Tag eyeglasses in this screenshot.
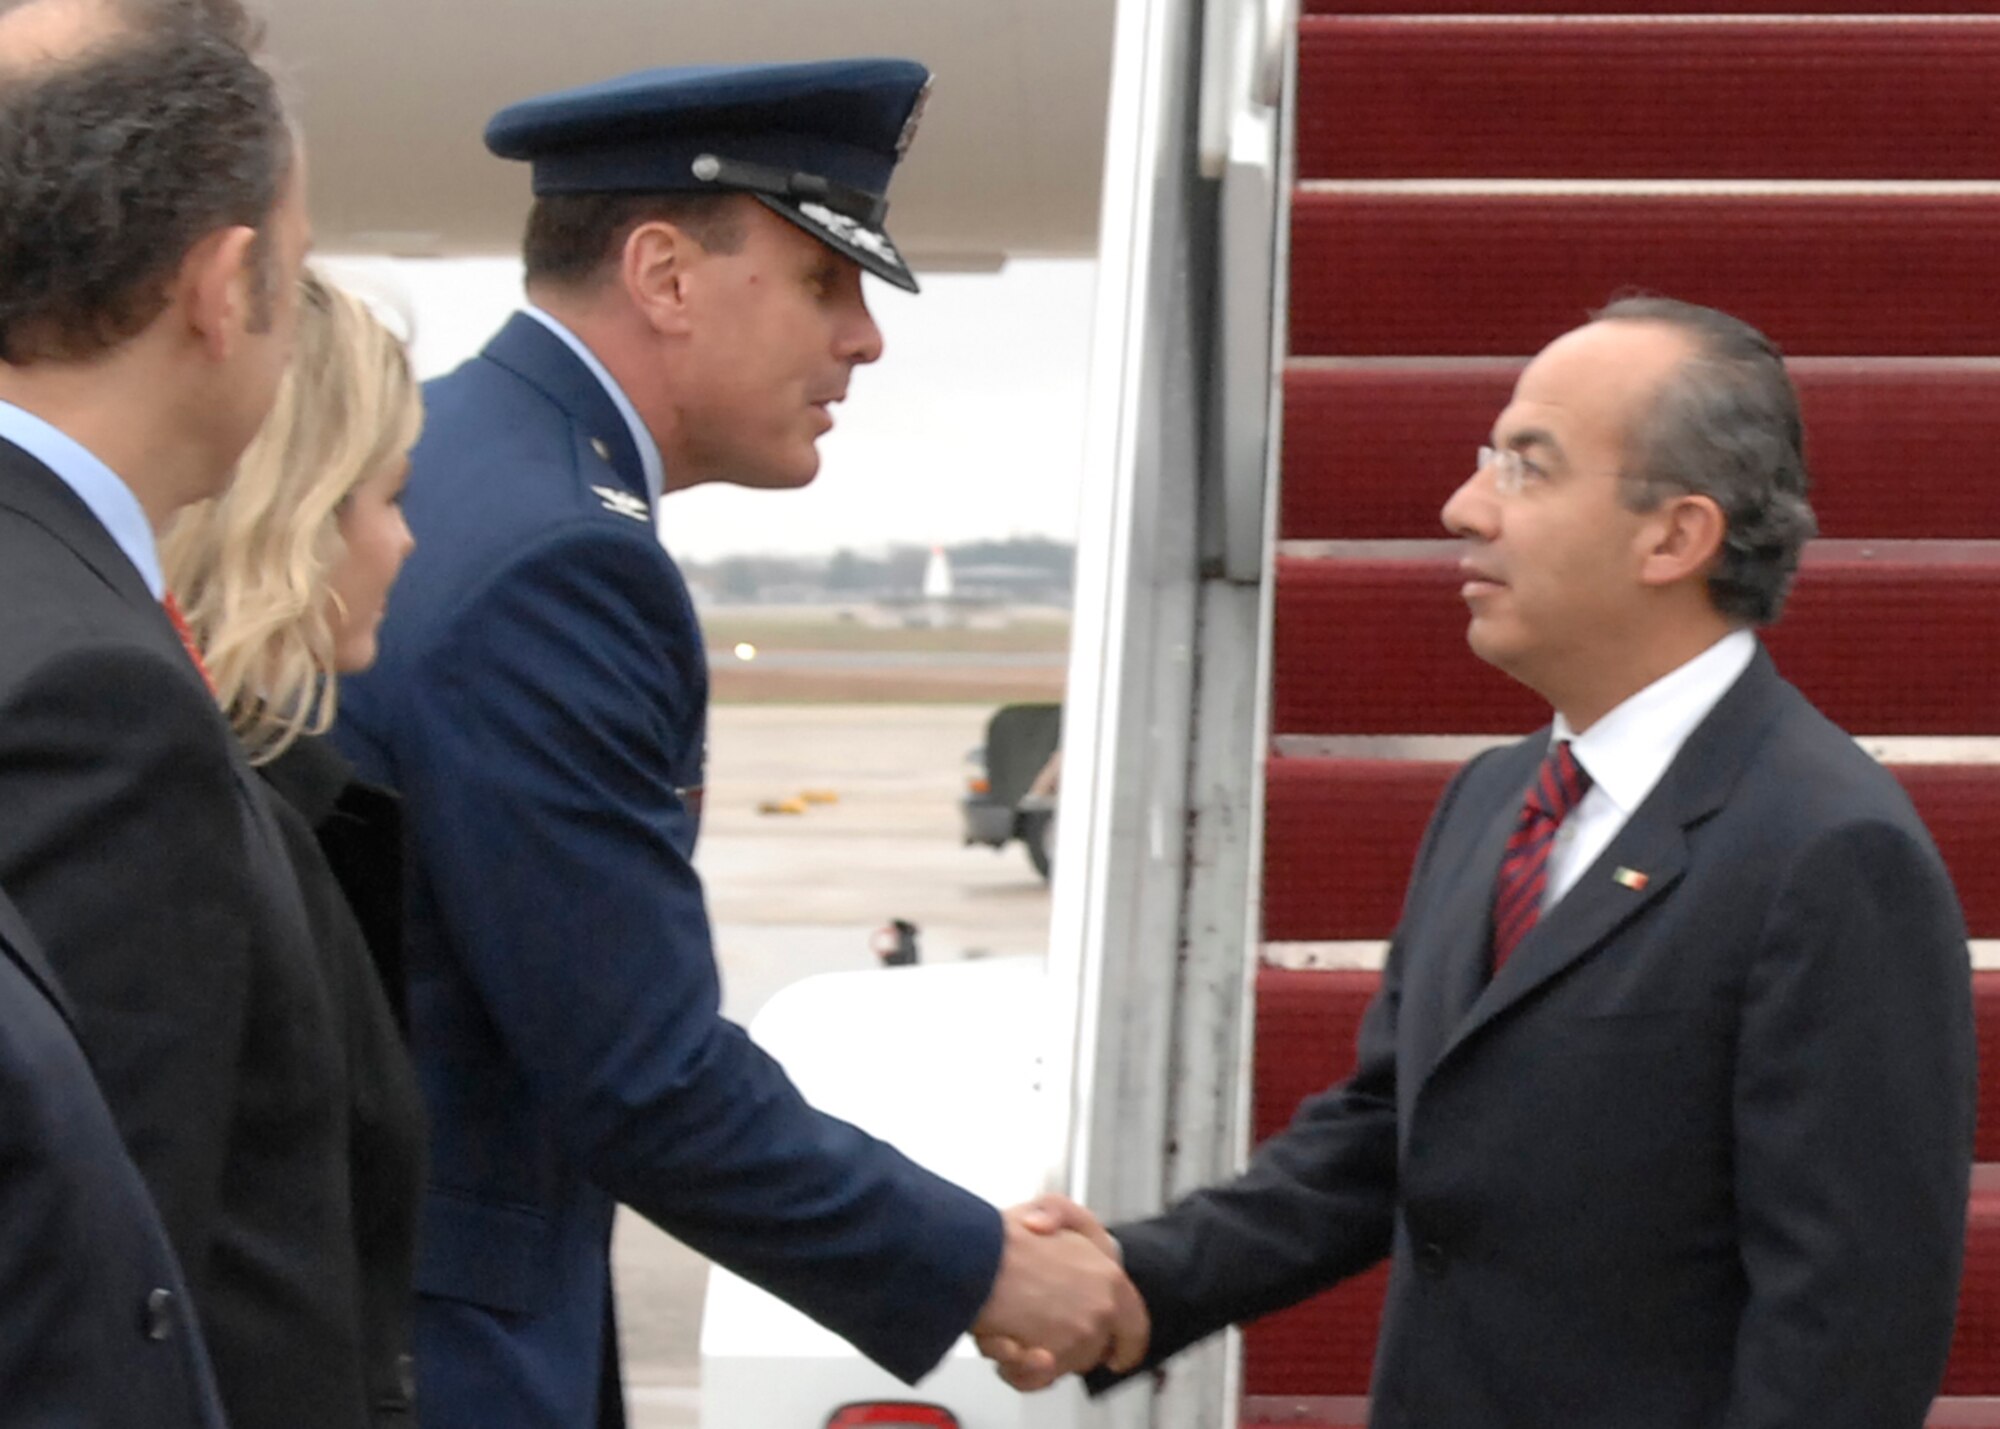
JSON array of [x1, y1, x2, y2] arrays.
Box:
[[1475, 445, 1538, 496]]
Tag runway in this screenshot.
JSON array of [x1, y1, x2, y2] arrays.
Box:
[[609, 703, 1056, 1426]]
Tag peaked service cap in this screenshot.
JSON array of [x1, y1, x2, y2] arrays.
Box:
[[486, 58, 932, 292]]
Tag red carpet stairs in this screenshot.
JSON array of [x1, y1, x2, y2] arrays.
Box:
[[1246, 0, 2000, 1422]]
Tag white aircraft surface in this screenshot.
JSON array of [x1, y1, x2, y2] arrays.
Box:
[[262, 0, 1112, 266]]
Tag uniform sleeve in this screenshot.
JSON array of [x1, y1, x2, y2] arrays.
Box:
[[1101, 755, 1484, 1379], [0, 641, 253, 1301], [1721, 816, 1974, 1429], [398, 525, 1002, 1384]]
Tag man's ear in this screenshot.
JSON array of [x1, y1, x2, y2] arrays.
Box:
[[179, 223, 261, 361], [623, 220, 699, 336], [1638, 491, 1727, 589]]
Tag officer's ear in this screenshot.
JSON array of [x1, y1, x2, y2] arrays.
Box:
[[622, 219, 700, 336]]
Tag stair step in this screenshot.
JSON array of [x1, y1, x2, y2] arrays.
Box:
[[1262, 762, 1451, 941], [1303, 0, 2000, 13], [1290, 191, 2000, 358], [1243, 1262, 1390, 1402], [1241, 1397, 1369, 1429], [1263, 759, 2000, 942], [1237, 1168, 2000, 1398], [1240, 1398, 2000, 1428], [1254, 968, 1377, 1144], [1281, 359, 2000, 542], [1299, 19, 2000, 181], [1271, 549, 2000, 736], [1253, 968, 2000, 1159]]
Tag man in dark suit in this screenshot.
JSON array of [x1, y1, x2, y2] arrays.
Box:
[[0, 882, 227, 1429], [0, 6, 388, 1428], [334, 60, 1136, 1429], [992, 298, 1976, 1426]]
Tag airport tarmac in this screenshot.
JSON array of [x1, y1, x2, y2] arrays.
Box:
[[610, 702, 1056, 1427]]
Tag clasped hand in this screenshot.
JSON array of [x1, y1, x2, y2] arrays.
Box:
[[972, 1194, 1150, 1393]]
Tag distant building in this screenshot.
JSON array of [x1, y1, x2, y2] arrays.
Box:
[[681, 541, 1073, 609], [949, 564, 1070, 604], [922, 546, 955, 601]]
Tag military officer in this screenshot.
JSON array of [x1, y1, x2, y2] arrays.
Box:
[[335, 59, 1138, 1429]]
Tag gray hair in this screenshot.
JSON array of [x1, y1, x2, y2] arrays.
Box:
[[0, 0, 290, 363], [1593, 296, 1819, 625]]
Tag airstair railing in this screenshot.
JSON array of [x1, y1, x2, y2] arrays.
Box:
[[1042, 0, 1297, 1421], [1208, 0, 1297, 582]]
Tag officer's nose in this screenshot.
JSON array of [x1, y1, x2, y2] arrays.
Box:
[[842, 295, 885, 367]]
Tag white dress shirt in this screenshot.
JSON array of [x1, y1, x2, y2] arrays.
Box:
[[521, 306, 666, 510], [0, 399, 163, 598], [1544, 628, 1758, 909]]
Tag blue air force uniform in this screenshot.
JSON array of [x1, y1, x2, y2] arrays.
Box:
[[335, 61, 1001, 1429]]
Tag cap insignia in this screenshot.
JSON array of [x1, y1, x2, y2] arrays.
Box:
[[799, 201, 900, 267]]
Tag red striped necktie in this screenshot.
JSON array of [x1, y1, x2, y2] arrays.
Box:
[[1491, 741, 1592, 973], [162, 592, 217, 695]]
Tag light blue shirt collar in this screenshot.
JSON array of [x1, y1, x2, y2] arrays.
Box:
[[0, 400, 163, 599], [521, 306, 665, 509]]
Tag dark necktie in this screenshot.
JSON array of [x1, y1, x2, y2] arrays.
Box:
[[162, 592, 217, 695], [1491, 741, 1592, 972]]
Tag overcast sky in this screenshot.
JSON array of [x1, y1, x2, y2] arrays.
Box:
[[321, 255, 1097, 562]]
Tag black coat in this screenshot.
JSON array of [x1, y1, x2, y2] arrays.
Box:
[[0, 883, 227, 1428], [260, 736, 426, 1426], [0, 440, 374, 1429], [1108, 649, 1975, 1428]]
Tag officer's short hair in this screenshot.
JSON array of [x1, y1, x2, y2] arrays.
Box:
[[522, 192, 747, 291], [0, 0, 291, 363]]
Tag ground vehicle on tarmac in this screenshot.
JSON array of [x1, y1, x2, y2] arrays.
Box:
[[960, 703, 1062, 882]]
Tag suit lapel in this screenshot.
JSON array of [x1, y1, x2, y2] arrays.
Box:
[[1431, 647, 1786, 1070], [0, 889, 78, 1029], [1431, 781, 1528, 1038], [0, 440, 161, 614], [1445, 817, 1690, 1056]]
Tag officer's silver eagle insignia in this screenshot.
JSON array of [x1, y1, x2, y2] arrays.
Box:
[[591, 485, 650, 522]]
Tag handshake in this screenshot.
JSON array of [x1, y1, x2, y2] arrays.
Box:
[[971, 1195, 1150, 1392]]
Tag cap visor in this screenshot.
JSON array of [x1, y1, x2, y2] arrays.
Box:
[[753, 194, 920, 294]]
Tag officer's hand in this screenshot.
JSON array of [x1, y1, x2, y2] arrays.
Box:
[[971, 1197, 1149, 1393]]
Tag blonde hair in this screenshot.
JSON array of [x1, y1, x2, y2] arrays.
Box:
[[161, 266, 421, 763]]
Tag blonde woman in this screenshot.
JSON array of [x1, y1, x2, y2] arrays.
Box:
[[161, 268, 425, 1426]]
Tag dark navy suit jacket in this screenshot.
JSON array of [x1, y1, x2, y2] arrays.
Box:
[[0, 886, 227, 1428], [338, 314, 1003, 1428], [1107, 649, 1975, 1428]]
